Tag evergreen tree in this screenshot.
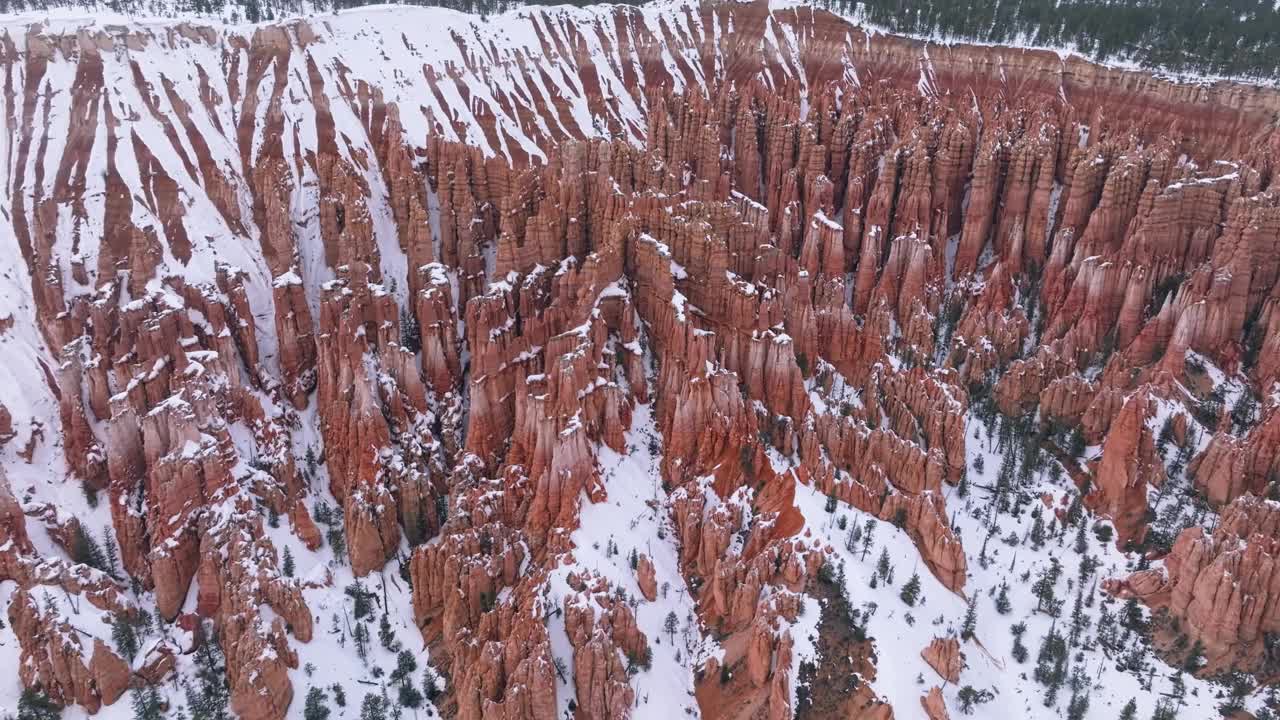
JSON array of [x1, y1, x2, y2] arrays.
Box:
[[421, 669, 440, 703], [956, 685, 992, 714], [359, 694, 387, 720], [131, 686, 165, 720], [1150, 699, 1177, 720], [876, 547, 891, 582], [112, 613, 141, 661], [102, 527, 122, 580], [72, 524, 108, 572], [1121, 598, 1147, 633], [186, 622, 230, 720], [1169, 671, 1186, 706], [845, 523, 862, 554], [899, 572, 922, 606], [1183, 639, 1205, 672], [353, 623, 370, 663], [18, 688, 62, 720], [391, 650, 418, 686], [1011, 635, 1029, 664], [1032, 558, 1062, 615], [328, 525, 347, 563], [396, 684, 423, 711], [1068, 586, 1086, 647], [282, 547, 295, 577], [346, 582, 373, 619], [1034, 625, 1068, 705], [1066, 688, 1090, 720], [1030, 512, 1046, 549], [379, 614, 402, 652], [664, 611, 679, 644], [400, 308, 421, 354], [994, 582, 1012, 614], [961, 596, 977, 640], [860, 520, 875, 560], [1118, 698, 1138, 720], [304, 688, 331, 720]]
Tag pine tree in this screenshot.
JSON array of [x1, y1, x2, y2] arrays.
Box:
[[1034, 625, 1068, 704], [131, 685, 165, 720], [1030, 512, 1046, 549], [1121, 598, 1147, 633], [396, 684, 423, 711], [1033, 558, 1062, 615], [400, 308, 421, 354], [1012, 635, 1029, 664], [899, 572, 922, 606], [346, 582, 373, 619], [422, 669, 440, 702], [282, 547, 295, 577], [1150, 698, 1177, 720], [1068, 586, 1086, 647], [102, 527, 122, 580], [72, 523, 108, 572], [1169, 671, 1187, 706], [328, 525, 347, 563], [435, 494, 449, 527], [876, 547, 891, 581], [18, 688, 62, 720], [112, 613, 141, 661], [956, 686, 992, 714], [1118, 698, 1137, 720], [845, 523, 862, 554], [1065, 688, 1090, 720], [960, 596, 977, 640], [332, 685, 347, 708], [995, 582, 1012, 614], [304, 688, 331, 720], [1008, 620, 1029, 661], [379, 614, 402, 652], [353, 622, 370, 663], [186, 622, 230, 720], [360, 694, 387, 720], [1183, 639, 1205, 672], [391, 650, 418, 686], [664, 611, 679, 644]]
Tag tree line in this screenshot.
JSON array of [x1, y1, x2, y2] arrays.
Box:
[[827, 0, 1280, 80]]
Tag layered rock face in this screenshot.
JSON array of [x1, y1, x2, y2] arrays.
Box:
[[1, 1, 1280, 718]]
